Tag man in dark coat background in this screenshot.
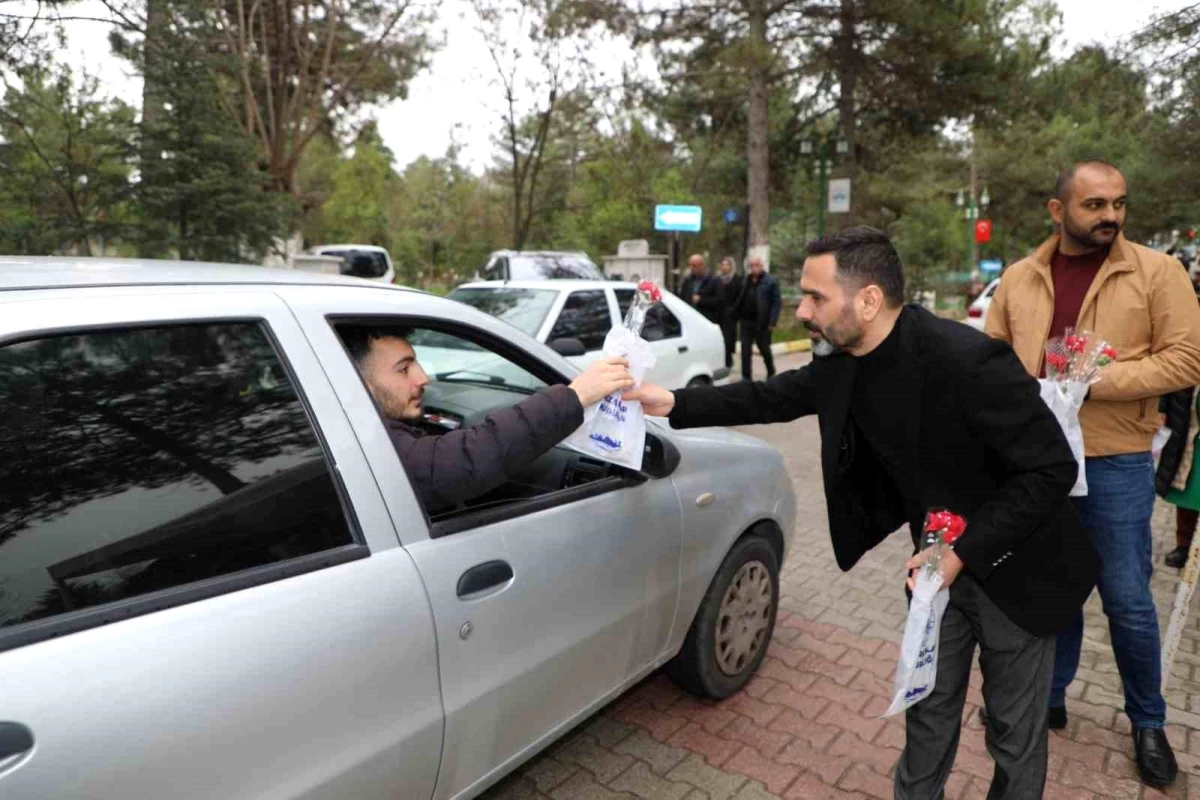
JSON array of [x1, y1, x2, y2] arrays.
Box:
[[735, 256, 781, 380], [625, 226, 1100, 799], [679, 254, 722, 324]]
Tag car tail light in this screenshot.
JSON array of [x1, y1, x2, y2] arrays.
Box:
[[968, 307, 983, 318]]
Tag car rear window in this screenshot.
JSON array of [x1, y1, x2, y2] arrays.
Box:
[[449, 287, 559, 337], [509, 254, 603, 280], [318, 249, 389, 279], [615, 289, 682, 340], [0, 322, 356, 637]]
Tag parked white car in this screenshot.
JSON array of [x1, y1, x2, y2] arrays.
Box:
[[0, 258, 795, 800], [966, 277, 1001, 331], [309, 243, 396, 283], [475, 250, 604, 281], [448, 280, 731, 388]]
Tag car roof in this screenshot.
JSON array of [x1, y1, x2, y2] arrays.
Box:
[[454, 279, 649, 292], [312, 244, 388, 253], [0, 256, 415, 292]]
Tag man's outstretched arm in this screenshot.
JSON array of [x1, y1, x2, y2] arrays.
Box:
[[625, 365, 819, 429]]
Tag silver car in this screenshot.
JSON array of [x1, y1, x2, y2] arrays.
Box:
[[0, 258, 796, 800]]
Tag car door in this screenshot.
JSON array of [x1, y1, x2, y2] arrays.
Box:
[[0, 288, 443, 800], [543, 288, 614, 372], [614, 288, 690, 388], [283, 286, 684, 800]]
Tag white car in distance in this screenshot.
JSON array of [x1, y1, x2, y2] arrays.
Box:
[[448, 280, 730, 390], [965, 277, 1001, 331]]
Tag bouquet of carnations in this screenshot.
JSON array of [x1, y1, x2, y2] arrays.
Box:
[[1039, 328, 1119, 496], [563, 280, 660, 471], [883, 509, 967, 717]]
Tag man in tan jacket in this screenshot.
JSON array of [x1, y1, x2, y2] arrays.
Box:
[[987, 160, 1200, 788]]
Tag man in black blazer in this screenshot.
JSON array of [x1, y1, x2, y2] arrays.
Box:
[[625, 226, 1099, 799]]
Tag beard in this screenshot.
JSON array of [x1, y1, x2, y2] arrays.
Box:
[[1063, 211, 1121, 250], [371, 384, 423, 422], [804, 305, 864, 358]]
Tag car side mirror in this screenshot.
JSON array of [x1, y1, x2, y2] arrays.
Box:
[[641, 431, 681, 479], [548, 337, 587, 357]]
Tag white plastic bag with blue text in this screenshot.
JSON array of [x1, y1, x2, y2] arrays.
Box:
[[882, 570, 950, 717], [563, 326, 657, 471]]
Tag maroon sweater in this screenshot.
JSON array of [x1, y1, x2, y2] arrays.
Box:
[[1048, 247, 1109, 341]]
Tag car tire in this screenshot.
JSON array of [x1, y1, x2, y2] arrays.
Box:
[[685, 376, 711, 388], [667, 535, 780, 699]]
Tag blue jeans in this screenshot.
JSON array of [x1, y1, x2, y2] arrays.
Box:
[[1051, 452, 1166, 728]]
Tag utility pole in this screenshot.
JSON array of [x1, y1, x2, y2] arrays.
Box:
[[817, 140, 829, 238]]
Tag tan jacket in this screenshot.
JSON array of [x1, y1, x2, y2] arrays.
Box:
[[986, 233, 1200, 457]]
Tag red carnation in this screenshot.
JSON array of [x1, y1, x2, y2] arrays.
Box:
[[1046, 353, 1070, 373], [637, 280, 662, 303], [943, 513, 967, 544], [1065, 335, 1087, 354]]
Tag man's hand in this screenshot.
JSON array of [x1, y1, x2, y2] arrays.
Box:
[[622, 382, 676, 417], [905, 547, 964, 591], [568, 357, 634, 407], [692, 294, 701, 304]]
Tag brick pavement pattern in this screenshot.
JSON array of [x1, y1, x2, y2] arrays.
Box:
[[483, 352, 1200, 799]]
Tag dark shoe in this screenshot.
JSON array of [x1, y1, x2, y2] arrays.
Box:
[[1048, 705, 1067, 729], [1165, 547, 1188, 568], [1133, 727, 1178, 787], [980, 706, 1067, 729]]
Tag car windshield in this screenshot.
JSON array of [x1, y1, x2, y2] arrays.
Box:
[[448, 287, 559, 337], [509, 254, 603, 280]]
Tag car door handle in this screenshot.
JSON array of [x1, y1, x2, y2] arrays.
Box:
[[0, 722, 33, 761], [457, 560, 514, 598], [678, 345, 688, 353]]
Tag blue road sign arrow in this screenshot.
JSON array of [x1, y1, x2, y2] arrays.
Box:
[[655, 204, 703, 233]]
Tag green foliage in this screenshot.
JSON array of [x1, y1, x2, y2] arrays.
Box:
[[0, 66, 136, 255]]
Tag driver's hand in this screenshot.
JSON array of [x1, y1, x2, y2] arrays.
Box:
[[622, 382, 675, 417], [569, 357, 634, 407]]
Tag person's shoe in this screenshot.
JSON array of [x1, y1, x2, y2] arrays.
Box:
[[1165, 546, 1189, 568], [1048, 705, 1067, 729], [980, 706, 1067, 729], [1132, 727, 1178, 787]]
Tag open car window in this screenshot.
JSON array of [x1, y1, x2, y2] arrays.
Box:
[[333, 321, 640, 534]]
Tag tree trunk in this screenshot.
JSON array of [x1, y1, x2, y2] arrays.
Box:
[[746, 0, 770, 269], [138, 0, 167, 257], [835, 0, 858, 223]]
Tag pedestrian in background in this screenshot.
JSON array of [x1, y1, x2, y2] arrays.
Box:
[[679, 254, 720, 324], [735, 256, 780, 380], [986, 159, 1200, 788], [1158, 385, 1200, 569], [717, 256, 741, 370]]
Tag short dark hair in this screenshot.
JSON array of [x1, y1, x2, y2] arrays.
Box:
[[339, 325, 414, 368], [805, 226, 905, 308], [1055, 159, 1124, 203]]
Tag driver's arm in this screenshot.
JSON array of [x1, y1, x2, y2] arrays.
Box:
[[390, 384, 584, 515]]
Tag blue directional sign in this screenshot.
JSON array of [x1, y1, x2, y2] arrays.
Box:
[[655, 204, 703, 233], [979, 258, 1003, 273], [723, 207, 741, 224]]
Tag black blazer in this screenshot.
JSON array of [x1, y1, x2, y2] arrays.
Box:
[[668, 305, 1099, 636], [680, 273, 722, 324]]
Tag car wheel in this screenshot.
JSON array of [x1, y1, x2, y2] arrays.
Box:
[[685, 376, 711, 388], [668, 535, 779, 699]]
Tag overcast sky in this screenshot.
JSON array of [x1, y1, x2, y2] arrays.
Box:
[[51, 0, 1195, 172]]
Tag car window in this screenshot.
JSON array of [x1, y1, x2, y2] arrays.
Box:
[[478, 257, 506, 282], [333, 321, 629, 531], [509, 254, 603, 280], [0, 322, 355, 635], [447, 287, 559, 338], [615, 289, 683, 341], [318, 249, 389, 279], [548, 290, 612, 351]]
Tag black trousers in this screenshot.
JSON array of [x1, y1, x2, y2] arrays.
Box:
[[894, 575, 1055, 799], [720, 320, 737, 368], [739, 323, 775, 380]]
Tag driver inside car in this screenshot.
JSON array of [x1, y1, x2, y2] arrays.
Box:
[[340, 326, 633, 517]]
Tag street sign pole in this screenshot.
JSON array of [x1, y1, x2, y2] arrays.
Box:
[[743, 204, 750, 268]]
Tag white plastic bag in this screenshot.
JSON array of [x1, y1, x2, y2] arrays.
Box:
[[563, 326, 657, 471], [882, 571, 950, 717], [1038, 378, 1088, 497], [1152, 426, 1172, 467]]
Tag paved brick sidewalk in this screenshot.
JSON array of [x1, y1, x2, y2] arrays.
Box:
[[484, 352, 1200, 800]]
